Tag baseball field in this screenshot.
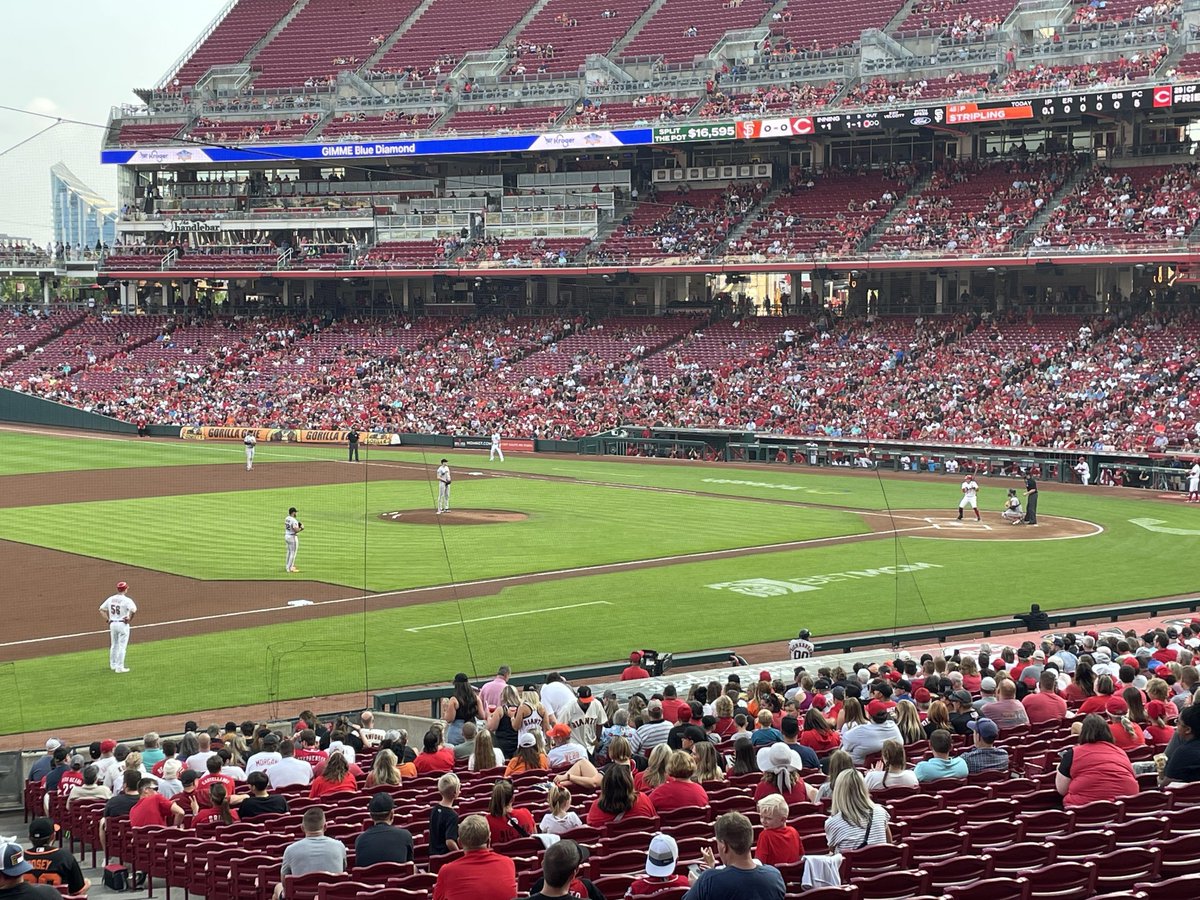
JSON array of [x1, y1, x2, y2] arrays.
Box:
[[1, 425, 1197, 736]]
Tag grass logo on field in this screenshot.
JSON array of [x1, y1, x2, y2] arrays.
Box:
[[701, 477, 847, 495], [705, 579, 820, 598]]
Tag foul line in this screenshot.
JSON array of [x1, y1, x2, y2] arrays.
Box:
[[0, 524, 935, 651], [403, 601, 612, 632]]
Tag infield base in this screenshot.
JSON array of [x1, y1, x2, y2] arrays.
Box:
[[378, 508, 528, 525]]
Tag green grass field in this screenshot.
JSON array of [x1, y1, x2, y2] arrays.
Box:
[[0, 428, 1197, 734]]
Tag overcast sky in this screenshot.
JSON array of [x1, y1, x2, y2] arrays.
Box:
[[0, 1, 224, 244]]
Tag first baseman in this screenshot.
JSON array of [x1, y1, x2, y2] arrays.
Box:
[[244, 432, 257, 471], [284, 507, 303, 572], [436, 459, 452, 513], [99, 581, 137, 673], [957, 475, 981, 521]]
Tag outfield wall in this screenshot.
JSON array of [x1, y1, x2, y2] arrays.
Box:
[[0, 387, 138, 434]]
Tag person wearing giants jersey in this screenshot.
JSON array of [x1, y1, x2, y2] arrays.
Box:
[[195, 755, 236, 808], [957, 476, 981, 522]]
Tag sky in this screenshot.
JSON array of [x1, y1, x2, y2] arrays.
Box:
[[0, 1, 225, 244]]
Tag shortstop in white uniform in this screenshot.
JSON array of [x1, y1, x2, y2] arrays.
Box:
[[244, 433, 257, 470], [1074, 459, 1090, 486], [99, 583, 137, 673], [436, 460, 452, 513], [958, 477, 981, 520], [284, 508, 303, 572], [1188, 462, 1200, 502], [489, 432, 504, 462]]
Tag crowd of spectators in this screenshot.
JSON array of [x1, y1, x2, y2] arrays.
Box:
[[19, 622, 1200, 898], [1000, 45, 1169, 93], [699, 82, 838, 118]]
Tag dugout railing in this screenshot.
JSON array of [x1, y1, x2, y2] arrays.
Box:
[[371, 648, 739, 717]]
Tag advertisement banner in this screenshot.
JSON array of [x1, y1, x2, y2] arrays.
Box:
[[453, 437, 536, 452], [178, 426, 400, 445]]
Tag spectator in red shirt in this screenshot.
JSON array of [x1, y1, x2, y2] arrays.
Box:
[[626, 833, 689, 896], [484, 779, 535, 845], [414, 730, 457, 775], [1022, 670, 1068, 724], [799, 708, 841, 757], [192, 782, 238, 827], [309, 751, 357, 799], [753, 743, 817, 804], [621, 651, 651, 681], [1056, 714, 1138, 807], [711, 696, 738, 739], [649, 751, 709, 812], [586, 765, 656, 829], [1104, 697, 1146, 749], [129, 778, 185, 828], [660, 685, 689, 723], [432, 814, 516, 900], [1078, 675, 1115, 716], [196, 754, 237, 808], [1145, 700, 1175, 745], [754, 794, 802, 866], [1152, 633, 1179, 665]]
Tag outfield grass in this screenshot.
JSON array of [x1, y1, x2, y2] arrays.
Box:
[[2, 429, 1199, 734]]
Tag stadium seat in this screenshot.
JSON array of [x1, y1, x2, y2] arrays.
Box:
[[1135, 872, 1200, 899], [1023, 861, 1098, 900], [942, 878, 1031, 900]]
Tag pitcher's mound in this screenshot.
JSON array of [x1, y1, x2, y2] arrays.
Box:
[[378, 509, 528, 526]]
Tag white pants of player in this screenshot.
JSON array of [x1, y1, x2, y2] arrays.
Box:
[[285, 534, 298, 571], [959, 496, 978, 510], [109, 622, 130, 671], [1190, 478, 1199, 499], [246, 446, 255, 470], [1002, 509, 1023, 522], [438, 482, 451, 512], [490, 443, 504, 462], [1079, 473, 1090, 486]]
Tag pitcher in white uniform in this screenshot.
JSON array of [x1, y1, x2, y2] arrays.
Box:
[[436, 459, 452, 513], [489, 431, 504, 462], [957, 476, 981, 521], [284, 507, 303, 573], [99, 581, 137, 673]]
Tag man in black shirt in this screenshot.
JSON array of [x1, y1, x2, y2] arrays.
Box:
[[1022, 474, 1038, 525], [428, 773, 460, 856], [235, 772, 290, 818], [0, 843, 59, 899], [355, 793, 413, 867], [527, 840, 603, 900], [348, 428, 360, 462], [24, 818, 88, 895], [100, 770, 141, 858]]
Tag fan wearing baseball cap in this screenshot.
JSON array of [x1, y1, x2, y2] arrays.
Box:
[[0, 842, 57, 898], [840, 700, 902, 765], [26, 740, 60, 785], [25, 818, 89, 896], [961, 719, 1008, 774], [627, 834, 688, 896], [621, 651, 650, 681]]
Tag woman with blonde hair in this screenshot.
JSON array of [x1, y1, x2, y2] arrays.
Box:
[[640, 743, 672, 790], [825, 769, 892, 851], [469, 728, 504, 771], [864, 740, 917, 792], [959, 656, 981, 693], [692, 740, 725, 783], [893, 701, 925, 745], [838, 697, 866, 733], [815, 749, 854, 802], [366, 749, 402, 787], [487, 685, 523, 759], [649, 751, 709, 811], [712, 695, 738, 739], [539, 784, 582, 834], [923, 700, 951, 738]]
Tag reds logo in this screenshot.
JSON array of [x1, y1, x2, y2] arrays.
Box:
[[1153, 86, 1172, 108]]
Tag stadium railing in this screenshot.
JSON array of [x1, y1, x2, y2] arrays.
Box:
[[372, 648, 738, 715]]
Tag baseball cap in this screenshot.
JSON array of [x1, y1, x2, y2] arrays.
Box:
[[45, 738, 61, 752], [1053, 637, 1065, 646], [1033, 650, 1046, 660], [100, 740, 116, 753], [951, 689, 974, 706], [630, 651, 643, 661], [980, 677, 997, 693], [913, 687, 931, 703], [162, 759, 182, 780], [548, 723, 572, 740], [29, 818, 57, 842], [116, 581, 128, 591], [1106, 696, 1129, 716], [968, 718, 999, 741], [811, 694, 827, 710], [180, 770, 199, 786], [517, 732, 537, 749], [577, 686, 593, 699], [369, 792, 395, 814], [645, 834, 679, 877], [70, 754, 84, 769], [866, 699, 893, 718], [1146, 700, 1168, 720], [887, 670, 903, 683], [1, 844, 32, 877], [759, 670, 772, 683]]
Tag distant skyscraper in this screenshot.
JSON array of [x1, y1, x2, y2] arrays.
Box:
[[50, 163, 117, 249]]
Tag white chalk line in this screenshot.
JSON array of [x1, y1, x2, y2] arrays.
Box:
[[0, 524, 936, 651], [403, 601, 612, 632]]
